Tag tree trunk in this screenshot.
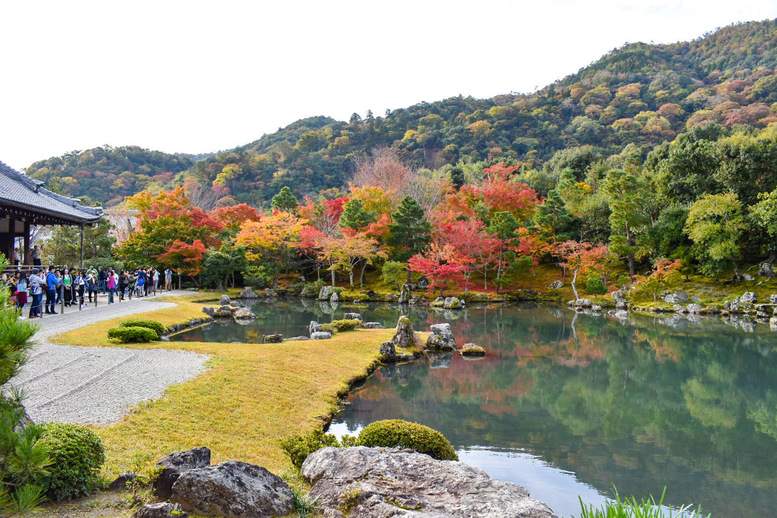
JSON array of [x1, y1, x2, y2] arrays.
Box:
[[360, 261, 368, 288], [349, 270, 354, 288], [331, 267, 336, 288], [406, 267, 412, 284], [571, 268, 580, 300]]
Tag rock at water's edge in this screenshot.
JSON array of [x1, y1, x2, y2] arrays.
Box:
[[301, 447, 556, 518]]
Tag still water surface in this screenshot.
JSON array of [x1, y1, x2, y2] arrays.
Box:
[[173, 300, 777, 517]]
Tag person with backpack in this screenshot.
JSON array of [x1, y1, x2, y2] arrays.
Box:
[[75, 270, 86, 308], [45, 266, 60, 314], [28, 268, 44, 318], [86, 271, 96, 303]]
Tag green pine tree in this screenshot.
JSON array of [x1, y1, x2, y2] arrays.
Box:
[[339, 199, 375, 231], [388, 196, 432, 283], [271, 186, 299, 214]]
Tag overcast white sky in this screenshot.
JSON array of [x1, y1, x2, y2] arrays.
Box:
[[0, 1, 774, 170]]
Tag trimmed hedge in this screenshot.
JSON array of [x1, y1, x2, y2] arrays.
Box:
[[39, 423, 105, 500], [358, 420, 458, 461], [330, 319, 362, 332], [280, 428, 340, 469], [107, 326, 158, 343], [118, 318, 165, 338]]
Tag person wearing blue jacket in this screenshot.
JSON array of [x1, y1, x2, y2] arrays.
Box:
[[45, 266, 60, 314]]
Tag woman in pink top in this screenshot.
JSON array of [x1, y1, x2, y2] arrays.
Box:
[[107, 268, 118, 303]]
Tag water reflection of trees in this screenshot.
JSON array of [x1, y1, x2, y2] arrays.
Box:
[[336, 309, 777, 518]]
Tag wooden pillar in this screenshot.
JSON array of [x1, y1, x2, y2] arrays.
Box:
[[80, 224, 85, 270], [23, 221, 31, 265], [8, 217, 15, 265]]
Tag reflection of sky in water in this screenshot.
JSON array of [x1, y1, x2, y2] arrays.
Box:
[[329, 422, 606, 517]]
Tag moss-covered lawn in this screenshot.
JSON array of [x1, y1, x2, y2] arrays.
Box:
[[52, 294, 392, 478]]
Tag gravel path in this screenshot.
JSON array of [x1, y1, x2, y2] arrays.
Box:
[[13, 291, 211, 425]]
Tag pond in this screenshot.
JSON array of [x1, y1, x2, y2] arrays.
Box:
[[172, 300, 777, 517]]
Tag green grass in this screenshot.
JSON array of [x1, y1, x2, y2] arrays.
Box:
[[574, 488, 709, 518], [51, 293, 393, 479]]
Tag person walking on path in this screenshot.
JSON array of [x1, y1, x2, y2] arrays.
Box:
[[86, 271, 96, 303], [98, 266, 108, 295], [45, 267, 60, 314], [28, 268, 44, 318], [152, 268, 160, 294], [107, 268, 118, 304], [14, 272, 28, 311], [62, 268, 73, 307], [75, 270, 86, 308], [165, 267, 173, 291]]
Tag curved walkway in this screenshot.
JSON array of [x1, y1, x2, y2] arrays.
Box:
[[13, 291, 210, 425]]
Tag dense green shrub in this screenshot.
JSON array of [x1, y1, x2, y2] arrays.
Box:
[[107, 326, 158, 343], [118, 319, 165, 338], [357, 420, 458, 461], [330, 319, 361, 332], [39, 423, 105, 501], [585, 277, 607, 295], [318, 323, 335, 334], [280, 428, 340, 469]]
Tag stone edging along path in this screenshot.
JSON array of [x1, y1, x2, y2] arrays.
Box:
[[13, 291, 210, 425]]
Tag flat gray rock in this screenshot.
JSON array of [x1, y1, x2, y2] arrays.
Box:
[[302, 447, 556, 518]]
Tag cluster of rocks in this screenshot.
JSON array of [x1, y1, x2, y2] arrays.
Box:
[[306, 313, 384, 341], [132, 445, 555, 518], [131, 446, 293, 518], [381, 317, 486, 362], [202, 295, 257, 322], [430, 296, 465, 309]]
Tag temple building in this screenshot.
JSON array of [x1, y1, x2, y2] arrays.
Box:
[[0, 161, 102, 270]]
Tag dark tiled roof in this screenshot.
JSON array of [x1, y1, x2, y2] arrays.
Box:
[[0, 161, 102, 224]]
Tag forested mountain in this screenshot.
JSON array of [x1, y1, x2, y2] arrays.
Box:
[[25, 146, 196, 206], [27, 19, 777, 208]]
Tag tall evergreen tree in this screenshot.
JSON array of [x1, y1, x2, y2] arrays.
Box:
[[339, 199, 375, 232], [389, 196, 432, 282], [532, 189, 579, 242], [271, 186, 299, 214], [603, 169, 648, 280]]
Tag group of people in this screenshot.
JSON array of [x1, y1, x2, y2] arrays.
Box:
[[4, 265, 175, 318]]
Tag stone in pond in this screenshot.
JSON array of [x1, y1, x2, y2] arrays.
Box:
[[233, 307, 256, 320], [239, 287, 259, 299], [220, 294, 231, 306], [426, 323, 457, 351], [461, 344, 486, 357], [343, 312, 362, 321]]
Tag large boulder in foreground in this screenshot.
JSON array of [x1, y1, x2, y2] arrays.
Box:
[[301, 447, 556, 518], [171, 461, 293, 518], [155, 447, 211, 500]]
